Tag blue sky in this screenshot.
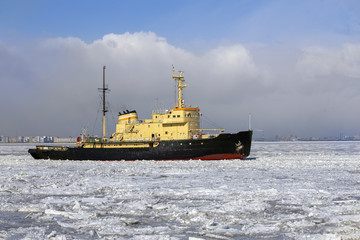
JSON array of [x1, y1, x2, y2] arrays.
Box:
[[1, 0, 360, 139], [2, 0, 359, 47]]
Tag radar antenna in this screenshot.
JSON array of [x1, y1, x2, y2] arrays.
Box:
[[172, 65, 187, 108]]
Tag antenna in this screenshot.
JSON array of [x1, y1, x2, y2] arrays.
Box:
[[248, 113, 252, 130]]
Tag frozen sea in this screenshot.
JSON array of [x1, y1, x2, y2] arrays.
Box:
[[0, 142, 359, 240]]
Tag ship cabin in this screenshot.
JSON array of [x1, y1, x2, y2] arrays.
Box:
[[111, 106, 204, 142]]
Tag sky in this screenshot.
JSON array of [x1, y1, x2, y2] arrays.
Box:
[[1, 0, 360, 139]]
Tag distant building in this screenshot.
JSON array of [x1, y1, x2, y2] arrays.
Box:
[[0, 136, 8, 143], [276, 135, 298, 141], [54, 137, 76, 143]]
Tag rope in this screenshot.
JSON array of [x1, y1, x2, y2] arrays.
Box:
[[201, 114, 223, 129], [106, 100, 117, 135], [91, 96, 102, 136]]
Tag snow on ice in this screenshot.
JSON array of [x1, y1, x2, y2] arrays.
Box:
[[0, 141, 359, 239]]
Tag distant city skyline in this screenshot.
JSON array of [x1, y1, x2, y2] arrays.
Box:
[[1, 0, 360, 139]]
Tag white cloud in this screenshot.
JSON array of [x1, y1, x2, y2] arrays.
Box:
[[0, 32, 359, 138], [298, 43, 360, 79]]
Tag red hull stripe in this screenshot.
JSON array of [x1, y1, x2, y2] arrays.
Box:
[[149, 154, 246, 161]]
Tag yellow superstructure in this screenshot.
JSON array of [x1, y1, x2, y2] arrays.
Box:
[[112, 106, 203, 141], [78, 67, 224, 147]]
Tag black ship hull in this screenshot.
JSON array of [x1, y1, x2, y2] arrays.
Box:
[[28, 130, 252, 161]]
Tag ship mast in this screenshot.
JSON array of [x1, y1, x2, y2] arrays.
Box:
[[99, 66, 109, 139], [172, 66, 187, 108]]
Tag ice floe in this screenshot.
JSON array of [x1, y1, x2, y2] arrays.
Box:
[[0, 141, 359, 239]]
